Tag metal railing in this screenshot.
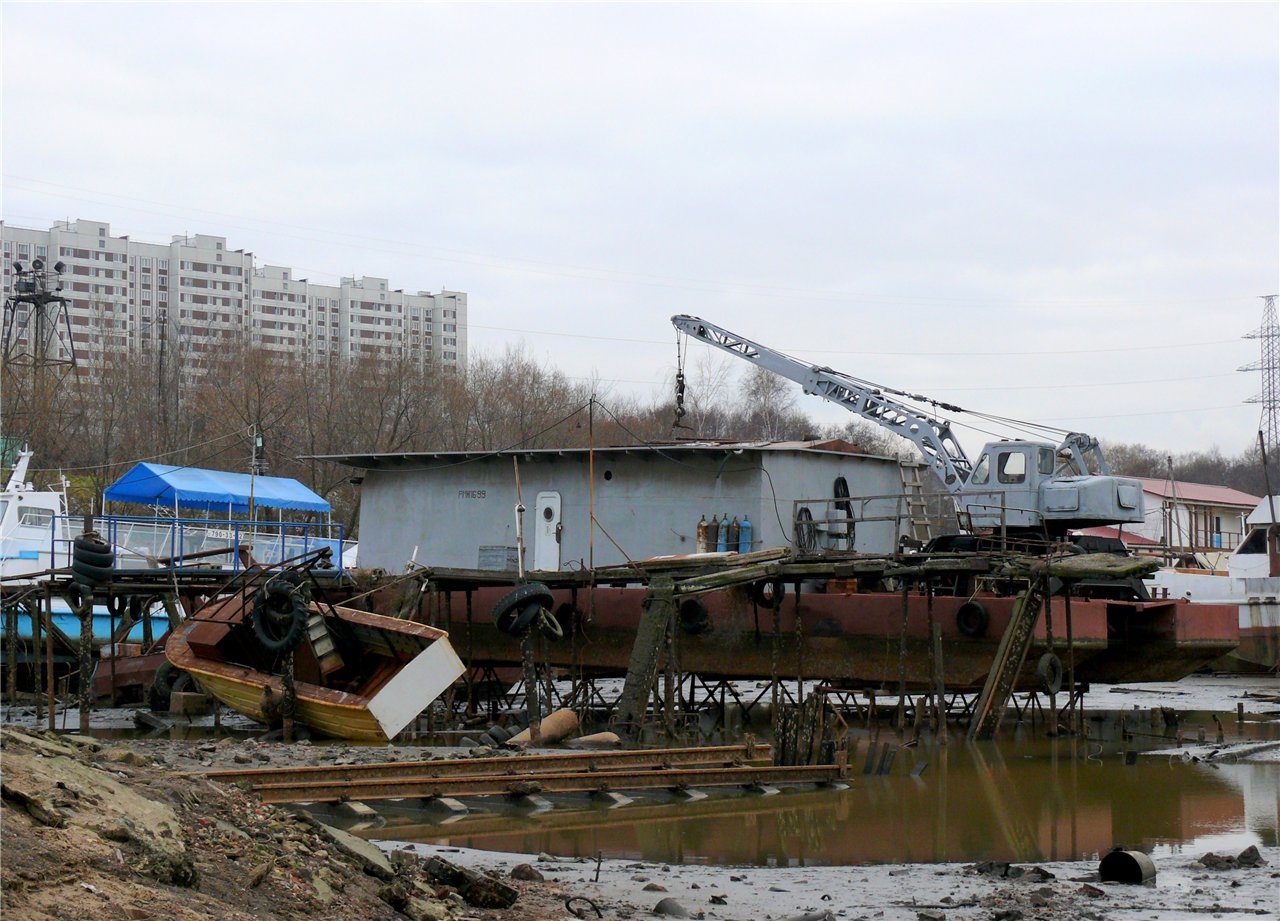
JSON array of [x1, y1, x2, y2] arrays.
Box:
[[52, 514, 345, 574], [789, 490, 961, 553]]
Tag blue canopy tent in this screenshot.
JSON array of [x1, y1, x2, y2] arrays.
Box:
[[104, 463, 331, 515]]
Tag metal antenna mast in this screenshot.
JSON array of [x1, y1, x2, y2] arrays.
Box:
[[1242, 294, 1280, 453]]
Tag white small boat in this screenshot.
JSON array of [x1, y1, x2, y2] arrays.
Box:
[[1148, 521, 1280, 671]]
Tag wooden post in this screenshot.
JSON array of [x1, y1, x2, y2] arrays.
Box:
[[794, 582, 804, 707], [1042, 573, 1056, 732], [77, 590, 94, 734], [929, 581, 947, 742], [4, 601, 17, 707], [771, 590, 781, 738], [33, 595, 42, 724], [282, 649, 296, 743], [521, 633, 541, 744], [895, 581, 910, 729], [1064, 585, 1076, 735], [45, 583, 55, 732], [663, 605, 676, 740], [108, 601, 118, 708]]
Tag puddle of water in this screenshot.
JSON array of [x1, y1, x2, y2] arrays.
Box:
[[339, 722, 1280, 867]]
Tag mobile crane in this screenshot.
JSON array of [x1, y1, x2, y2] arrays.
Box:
[[671, 315, 1145, 538]]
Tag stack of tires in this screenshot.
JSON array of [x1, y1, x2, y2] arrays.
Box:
[[68, 532, 114, 609]]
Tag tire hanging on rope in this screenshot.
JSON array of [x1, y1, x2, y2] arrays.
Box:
[[491, 583, 555, 638], [956, 600, 989, 638], [1036, 652, 1064, 695]]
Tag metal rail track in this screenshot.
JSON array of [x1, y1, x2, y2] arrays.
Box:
[[194, 743, 856, 804], [199, 743, 770, 786], [244, 762, 847, 804]]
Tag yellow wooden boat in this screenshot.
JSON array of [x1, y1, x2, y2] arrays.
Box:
[[167, 586, 464, 742]]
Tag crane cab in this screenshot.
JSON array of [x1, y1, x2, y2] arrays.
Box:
[[958, 439, 1144, 533]]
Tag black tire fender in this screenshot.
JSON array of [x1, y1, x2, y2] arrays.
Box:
[[536, 605, 565, 642], [250, 577, 310, 654], [71, 559, 113, 587], [748, 579, 786, 608], [491, 583, 555, 636], [64, 581, 93, 611], [679, 598, 710, 635], [148, 662, 194, 712], [956, 601, 989, 638], [1036, 652, 1064, 695]]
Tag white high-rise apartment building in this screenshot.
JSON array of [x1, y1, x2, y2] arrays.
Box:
[[0, 219, 467, 374]]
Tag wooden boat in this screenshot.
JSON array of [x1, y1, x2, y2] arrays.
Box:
[[167, 585, 464, 742]]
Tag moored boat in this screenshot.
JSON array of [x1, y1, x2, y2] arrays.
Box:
[[168, 583, 465, 742]]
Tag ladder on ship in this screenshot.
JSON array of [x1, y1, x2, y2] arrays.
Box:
[[967, 575, 1049, 741], [899, 463, 933, 545]]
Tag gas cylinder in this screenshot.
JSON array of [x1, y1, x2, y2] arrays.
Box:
[[738, 515, 752, 553], [696, 514, 710, 553], [726, 516, 740, 552], [706, 514, 720, 552], [716, 514, 729, 552]]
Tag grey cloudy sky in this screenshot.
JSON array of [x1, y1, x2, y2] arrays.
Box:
[[3, 3, 1277, 457]]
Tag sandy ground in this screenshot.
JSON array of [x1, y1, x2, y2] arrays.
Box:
[[394, 841, 1280, 921]]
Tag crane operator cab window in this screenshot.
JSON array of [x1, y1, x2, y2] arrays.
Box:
[[997, 450, 1027, 484], [969, 454, 991, 485], [1039, 448, 1056, 476]]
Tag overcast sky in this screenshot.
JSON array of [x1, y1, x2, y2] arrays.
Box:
[[3, 3, 1277, 458]]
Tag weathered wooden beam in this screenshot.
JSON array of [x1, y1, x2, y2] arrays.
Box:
[[613, 576, 675, 735], [673, 562, 782, 595]]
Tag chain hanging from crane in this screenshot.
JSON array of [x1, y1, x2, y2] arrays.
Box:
[[672, 331, 690, 430]]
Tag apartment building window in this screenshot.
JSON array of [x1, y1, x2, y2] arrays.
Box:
[[35, 246, 46, 258]]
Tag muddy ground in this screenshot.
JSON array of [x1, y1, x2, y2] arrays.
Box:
[[2, 727, 1277, 920]]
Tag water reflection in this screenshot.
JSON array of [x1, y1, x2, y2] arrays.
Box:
[[355, 731, 1280, 867]]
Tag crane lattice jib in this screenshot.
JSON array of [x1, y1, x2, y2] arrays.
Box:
[[672, 315, 974, 491]]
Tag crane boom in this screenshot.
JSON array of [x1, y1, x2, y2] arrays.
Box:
[[672, 314, 973, 491]]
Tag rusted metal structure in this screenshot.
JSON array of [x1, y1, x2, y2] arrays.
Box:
[[197, 742, 857, 805]]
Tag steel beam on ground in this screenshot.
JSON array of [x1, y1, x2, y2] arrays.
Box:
[[245, 762, 847, 804], [200, 743, 771, 786]]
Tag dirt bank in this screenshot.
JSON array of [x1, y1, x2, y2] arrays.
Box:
[[0, 727, 569, 921]]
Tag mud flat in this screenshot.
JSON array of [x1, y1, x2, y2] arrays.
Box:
[[395, 841, 1280, 921]]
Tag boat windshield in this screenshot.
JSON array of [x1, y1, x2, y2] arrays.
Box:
[[1237, 528, 1268, 555]]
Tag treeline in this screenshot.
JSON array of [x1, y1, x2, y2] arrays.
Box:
[[1100, 439, 1278, 498], [7, 338, 1268, 534], [3, 343, 895, 531]]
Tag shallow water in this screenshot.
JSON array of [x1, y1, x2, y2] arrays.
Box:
[[348, 718, 1280, 867]]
